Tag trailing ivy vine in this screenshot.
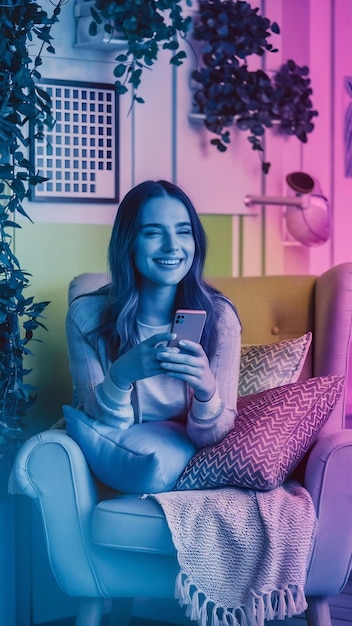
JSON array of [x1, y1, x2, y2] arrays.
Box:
[[0, 0, 63, 454], [89, 0, 193, 105]]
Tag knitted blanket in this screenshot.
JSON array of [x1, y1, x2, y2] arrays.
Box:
[[152, 481, 317, 626]]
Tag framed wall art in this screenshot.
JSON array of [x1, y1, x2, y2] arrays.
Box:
[[30, 79, 119, 203]]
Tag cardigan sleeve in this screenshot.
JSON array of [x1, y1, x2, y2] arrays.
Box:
[[66, 296, 134, 429], [186, 299, 241, 448]]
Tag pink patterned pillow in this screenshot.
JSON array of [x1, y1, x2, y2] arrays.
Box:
[[176, 375, 344, 491]]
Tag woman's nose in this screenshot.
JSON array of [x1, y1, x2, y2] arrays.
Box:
[[162, 231, 179, 250]]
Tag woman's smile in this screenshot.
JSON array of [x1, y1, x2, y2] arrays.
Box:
[[153, 257, 183, 266]]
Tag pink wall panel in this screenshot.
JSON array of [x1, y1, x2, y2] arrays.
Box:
[[333, 0, 352, 266]]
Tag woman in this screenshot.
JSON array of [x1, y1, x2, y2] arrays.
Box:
[[66, 180, 241, 448]]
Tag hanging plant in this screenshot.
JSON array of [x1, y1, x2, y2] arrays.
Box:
[[0, 0, 62, 461], [89, 0, 193, 104], [191, 0, 318, 173], [272, 59, 318, 143]]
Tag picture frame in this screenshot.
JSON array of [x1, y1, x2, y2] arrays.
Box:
[[30, 79, 119, 203]]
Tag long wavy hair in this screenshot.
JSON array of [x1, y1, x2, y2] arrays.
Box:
[[100, 180, 226, 360]]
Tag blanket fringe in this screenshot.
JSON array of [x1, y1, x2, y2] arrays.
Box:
[[175, 571, 307, 626]]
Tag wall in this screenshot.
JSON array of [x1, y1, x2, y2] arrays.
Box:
[[16, 0, 352, 428]]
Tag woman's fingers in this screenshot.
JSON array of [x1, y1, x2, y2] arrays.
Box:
[[156, 340, 216, 400], [157, 347, 207, 377], [146, 332, 176, 347], [157, 339, 203, 364], [178, 340, 203, 354]]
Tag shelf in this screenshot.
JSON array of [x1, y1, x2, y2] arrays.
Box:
[[188, 112, 206, 123]]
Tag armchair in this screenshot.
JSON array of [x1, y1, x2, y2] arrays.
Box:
[[11, 263, 352, 626]]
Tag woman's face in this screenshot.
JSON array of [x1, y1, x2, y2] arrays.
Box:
[[133, 195, 195, 289]]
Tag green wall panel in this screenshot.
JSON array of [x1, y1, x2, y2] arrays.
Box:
[[200, 215, 232, 277], [14, 222, 111, 430], [13, 215, 232, 429]]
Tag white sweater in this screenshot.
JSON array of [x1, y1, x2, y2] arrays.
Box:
[[66, 293, 241, 448]]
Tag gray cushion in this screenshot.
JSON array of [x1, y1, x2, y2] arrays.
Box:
[[92, 495, 176, 555], [64, 405, 196, 494]]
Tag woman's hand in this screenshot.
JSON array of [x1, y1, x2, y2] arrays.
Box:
[[156, 340, 216, 402], [109, 332, 179, 390]]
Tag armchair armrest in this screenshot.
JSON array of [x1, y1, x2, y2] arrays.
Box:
[[10, 429, 99, 502], [10, 430, 105, 597], [304, 430, 352, 595], [10, 431, 179, 601]]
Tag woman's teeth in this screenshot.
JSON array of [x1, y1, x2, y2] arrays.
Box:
[[155, 259, 181, 265]]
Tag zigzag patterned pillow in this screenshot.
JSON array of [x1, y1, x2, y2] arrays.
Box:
[[238, 332, 312, 397], [176, 375, 344, 491]]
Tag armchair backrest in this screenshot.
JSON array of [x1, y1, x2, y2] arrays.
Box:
[[210, 274, 316, 383], [68, 263, 352, 432]]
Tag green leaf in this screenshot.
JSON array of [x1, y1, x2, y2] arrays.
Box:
[[90, 7, 102, 25], [129, 68, 142, 88], [34, 27, 53, 45], [210, 138, 227, 152], [115, 83, 128, 95], [89, 21, 98, 36], [113, 64, 127, 78], [10, 178, 26, 198], [170, 50, 186, 66], [28, 175, 49, 185], [271, 22, 280, 34], [262, 161, 271, 174], [36, 87, 51, 102], [163, 40, 179, 50], [14, 204, 32, 222], [4, 221, 21, 229], [115, 54, 128, 62]]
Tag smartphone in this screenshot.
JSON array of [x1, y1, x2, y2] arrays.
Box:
[[168, 309, 207, 347]]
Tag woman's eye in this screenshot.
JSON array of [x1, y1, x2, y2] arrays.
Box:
[[178, 228, 192, 235], [144, 230, 161, 237]]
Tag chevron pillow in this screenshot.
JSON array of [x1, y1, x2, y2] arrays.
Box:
[[176, 375, 344, 491], [238, 332, 312, 397]]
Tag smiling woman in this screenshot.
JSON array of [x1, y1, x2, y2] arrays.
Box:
[[66, 179, 242, 458]]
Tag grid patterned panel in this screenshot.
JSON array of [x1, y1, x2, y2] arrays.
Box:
[[31, 80, 118, 202]]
